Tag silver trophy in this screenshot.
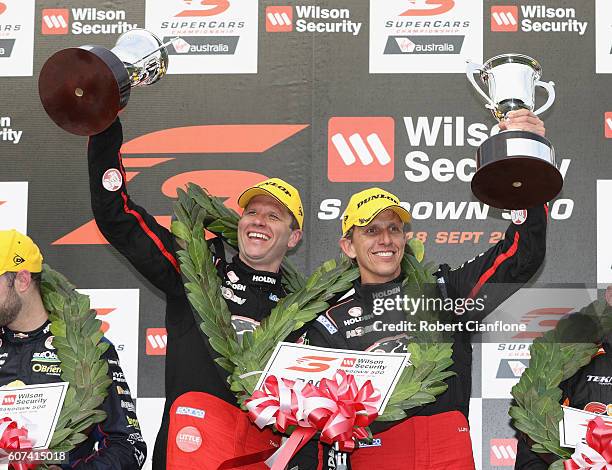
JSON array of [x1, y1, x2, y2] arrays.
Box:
[[39, 29, 172, 136], [466, 53, 563, 209]]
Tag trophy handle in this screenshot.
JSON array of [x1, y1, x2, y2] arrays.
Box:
[[466, 60, 496, 111], [533, 80, 555, 115]]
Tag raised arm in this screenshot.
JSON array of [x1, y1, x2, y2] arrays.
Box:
[[87, 118, 183, 296]]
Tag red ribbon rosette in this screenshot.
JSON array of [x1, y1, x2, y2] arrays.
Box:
[[0, 417, 34, 470], [564, 417, 612, 469], [244, 371, 380, 470]]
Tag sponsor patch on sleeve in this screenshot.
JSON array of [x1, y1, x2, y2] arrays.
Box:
[[316, 315, 338, 335], [176, 406, 206, 419], [102, 168, 123, 192], [511, 209, 527, 225]]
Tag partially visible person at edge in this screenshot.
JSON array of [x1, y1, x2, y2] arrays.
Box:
[[0, 229, 146, 469], [87, 117, 304, 469], [292, 110, 548, 469], [515, 286, 612, 470]]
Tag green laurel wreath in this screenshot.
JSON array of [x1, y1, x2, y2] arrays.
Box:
[[40, 266, 112, 459], [510, 298, 612, 469], [171, 183, 454, 423]]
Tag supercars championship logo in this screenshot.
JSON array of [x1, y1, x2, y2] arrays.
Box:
[[53, 123, 308, 245]]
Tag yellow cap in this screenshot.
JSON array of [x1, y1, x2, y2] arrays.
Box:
[[0, 230, 43, 276], [238, 178, 304, 229], [341, 188, 411, 236]]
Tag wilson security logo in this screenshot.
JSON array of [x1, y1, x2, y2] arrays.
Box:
[[265, 5, 362, 35], [146, 328, 168, 356], [490, 4, 587, 35], [328, 117, 394, 182], [490, 439, 517, 466], [41, 9, 68, 34], [265, 6, 292, 32], [490, 6, 518, 32], [41, 7, 137, 35], [605, 112, 612, 138]]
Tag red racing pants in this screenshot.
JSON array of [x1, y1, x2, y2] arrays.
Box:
[[167, 392, 281, 469], [350, 411, 475, 470]]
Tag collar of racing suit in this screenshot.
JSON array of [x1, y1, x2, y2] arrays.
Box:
[[1, 319, 51, 344], [353, 274, 404, 301], [229, 254, 283, 290]]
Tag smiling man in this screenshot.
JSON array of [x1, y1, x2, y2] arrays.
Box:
[[297, 109, 548, 470], [87, 118, 304, 469]]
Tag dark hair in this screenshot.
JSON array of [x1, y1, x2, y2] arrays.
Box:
[[2, 271, 41, 291]]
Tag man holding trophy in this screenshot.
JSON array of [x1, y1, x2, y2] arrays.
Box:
[[293, 153, 548, 469], [37, 26, 564, 468], [289, 53, 558, 468]]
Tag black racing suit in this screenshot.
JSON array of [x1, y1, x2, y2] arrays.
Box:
[[0, 321, 146, 469], [296, 206, 547, 469], [88, 119, 288, 469], [515, 337, 612, 469]]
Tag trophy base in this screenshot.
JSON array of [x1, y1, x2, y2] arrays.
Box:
[[472, 130, 563, 209], [39, 47, 130, 136]]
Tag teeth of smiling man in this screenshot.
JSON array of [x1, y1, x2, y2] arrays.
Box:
[[374, 251, 394, 257], [248, 232, 270, 241]]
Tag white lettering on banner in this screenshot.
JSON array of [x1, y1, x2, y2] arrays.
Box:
[[293, 6, 362, 36], [69, 8, 137, 35], [318, 197, 574, 222], [0, 117, 23, 144], [71, 8, 126, 21], [403, 116, 489, 147], [519, 5, 587, 36]]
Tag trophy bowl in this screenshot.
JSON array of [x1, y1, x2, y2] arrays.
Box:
[[39, 29, 169, 136], [466, 53, 563, 209]]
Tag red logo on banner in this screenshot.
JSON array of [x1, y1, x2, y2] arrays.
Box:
[[146, 328, 168, 356], [491, 6, 519, 32], [328, 117, 394, 182], [266, 6, 293, 32], [512, 307, 572, 339], [605, 112, 612, 138], [400, 0, 454, 16], [95, 308, 117, 334], [490, 439, 517, 466], [42, 9, 70, 35], [176, 0, 229, 17], [52, 123, 307, 245], [0, 3, 7, 15], [286, 356, 337, 373], [341, 357, 356, 368], [2, 395, 15, 406]]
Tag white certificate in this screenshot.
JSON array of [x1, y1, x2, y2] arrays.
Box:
[[255, 342, 409, 413], [559, 405, 612, 448], [0, 382, 69, 449]]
